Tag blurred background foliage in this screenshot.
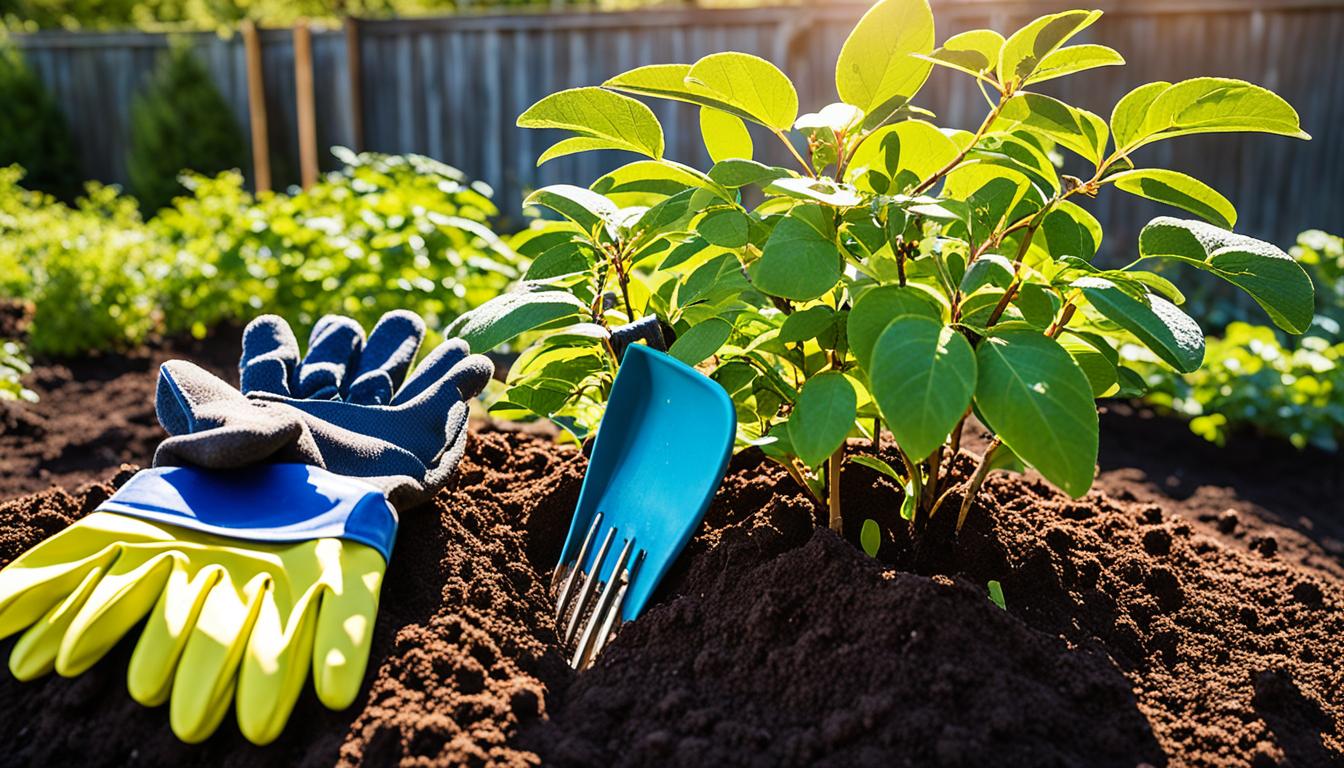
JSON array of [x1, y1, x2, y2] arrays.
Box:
[[128, 42, 246, 213], [0, 43, 78, 200], [0, 150, 524, 357]]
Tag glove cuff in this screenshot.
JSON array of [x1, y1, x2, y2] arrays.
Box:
[[97, 464, 399, 561]]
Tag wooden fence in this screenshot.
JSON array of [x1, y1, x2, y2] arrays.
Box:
[[13, 0, 1344, 252]]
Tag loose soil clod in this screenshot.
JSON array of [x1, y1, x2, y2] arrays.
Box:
[[0, 346, 1341, 767]]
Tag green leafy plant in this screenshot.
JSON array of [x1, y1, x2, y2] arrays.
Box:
[[1129, 322, 1342, 451], [0, 151, 520, 356], [127, 42, 246, 213], [0, 340, 37, 402], [0, 42, 78, 200], [454, 0, 1315, 535]]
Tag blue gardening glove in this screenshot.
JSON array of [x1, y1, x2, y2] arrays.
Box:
[[154, 311, 494, 508], [0, 311, 492, 745]]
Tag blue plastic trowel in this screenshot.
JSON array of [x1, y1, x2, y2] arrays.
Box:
[[551, 342, 735, 669]]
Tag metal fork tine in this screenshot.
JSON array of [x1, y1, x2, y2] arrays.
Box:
[[563, 525, 615, 646], [553, 512, 602, 624], [588, 550, 643, 666], [571, 536, 635, 669]]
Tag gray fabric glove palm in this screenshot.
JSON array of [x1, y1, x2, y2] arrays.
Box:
[[154, 311, 493, 508]]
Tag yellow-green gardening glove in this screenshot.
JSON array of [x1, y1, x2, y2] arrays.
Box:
[[0, 311, 493, 745]]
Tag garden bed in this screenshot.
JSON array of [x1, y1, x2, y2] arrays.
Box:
[[0, 343, 1341, 767]]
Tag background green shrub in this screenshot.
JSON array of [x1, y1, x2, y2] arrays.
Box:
[[127, 43, 245, 213], [0, 150, 522, 357], [0, 43, 78, 200]]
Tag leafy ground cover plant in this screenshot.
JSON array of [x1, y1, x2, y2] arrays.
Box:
[[0, 151, 520, 356], [456, 0, 1316, 536], [0, 42, 78, 201], [1130, 229, 1344, 451], [0, 340, 37, 402]]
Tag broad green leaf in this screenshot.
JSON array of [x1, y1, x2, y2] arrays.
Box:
[[1110, 81, 1169, 150], [686, 52, 799, 131], [849, 454, 905, 482], [974, 330, 1098, 497], [1137, 217, 1314, 333], [605, 64, 762, 126], [700, 107, 754, 163], [970, 132, 1060, 194], [943, 164, 1035, 245], [913, 29, 1004, 80], [518, 87, 664, 164], [769, 177, 863, 207], [445, 285, 587, 353], [835, 0, 936, 121], [1108, 168, 1236, 229], [1059, 334, 1118, 397], [861, 519, 882, 557], [523, 185, 618, 233], [845, 120, 959, 191], [1127, 77, 1310, 151], [524, 241, 597, 281], [696, 208, 750, 248], [870, 316, 977, 460], [848, 284, 944, 370], [1023, 43, 1124, 86], [960, 253, 1015, 294], [750, 205, 842, 300], [999, 10, 1103, 85], [590, 160, 728, 207], [795, 102, 865, 134], [708, 159, 790, 188], [780, 305, 836, 344], [996, 92, 1109, 166], [667, 317, 733, 365], [1037, 200, 1102, 258], [1075, 275, 1205, 372], [791, 372, 858, 467]]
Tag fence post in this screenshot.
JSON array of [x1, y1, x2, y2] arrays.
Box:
[[344, 16, 365, 152], [241, 19, 271, 193], [294, 19, 319, 189]]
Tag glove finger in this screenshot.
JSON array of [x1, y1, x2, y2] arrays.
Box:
[[391, 338, 469, 405], [55, 550, 175, 678], [129, 563, 223, 708], [8, 562, 107, 681], [297, 316, 365, 400], [348, 310, 425, 405], [312, 540, 385, 710], [156, 360, 253, 437], [237, 580, 323, 745], [170, 571, 266, 744], [0, 523, 122, 642], [239, 314, 301, 397]]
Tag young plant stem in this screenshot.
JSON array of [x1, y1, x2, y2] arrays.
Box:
[[1047, 300, 1078, 338], [957, 437, 1001, 531], [776, 130, 816, 178], [827, 448, 844, 533], [949, 409, 970, 457], [872, 417, 881, 451], [984, 211, 1048, 327], [912, 95, 1006, 195], [781, 457, 820, 504]]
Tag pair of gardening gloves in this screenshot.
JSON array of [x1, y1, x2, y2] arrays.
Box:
[[0, 311, 492, 745]]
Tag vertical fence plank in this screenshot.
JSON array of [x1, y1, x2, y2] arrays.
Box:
[[242, 20, 272, 192]]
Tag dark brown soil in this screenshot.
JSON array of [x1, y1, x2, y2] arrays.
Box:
[[0, 343, 1341, 767]]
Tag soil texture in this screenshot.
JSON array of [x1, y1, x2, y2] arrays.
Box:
[[0, 342, 1341, 767]]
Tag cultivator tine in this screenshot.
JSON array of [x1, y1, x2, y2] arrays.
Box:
[[553, 512, 602, 624], [563, 525, 615, 647], [585, 549, 644, 668], [571, 536, 635, 669]]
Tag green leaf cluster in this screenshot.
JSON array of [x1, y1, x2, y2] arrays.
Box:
[[485, 0, 1314, 529], [0, 150, 521, 356], [0, 340, 37, 403]]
